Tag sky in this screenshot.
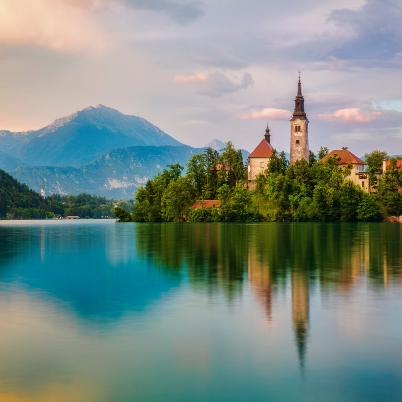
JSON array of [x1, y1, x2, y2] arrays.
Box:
[[1, 0, 402, 155]]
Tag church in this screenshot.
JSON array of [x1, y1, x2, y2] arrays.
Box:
[[247, 75, 309, 183]]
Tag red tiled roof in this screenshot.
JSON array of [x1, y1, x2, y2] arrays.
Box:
[[319, 149, 365, 165], [386, 159, 402, 170], [249, 139, 274, 158], [192, 200, 221, 209]]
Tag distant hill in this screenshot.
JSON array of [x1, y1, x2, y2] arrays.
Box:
[[204, 139, 250, 162], [0, 168, 45, 218], [0, 150, 26, 172], [13, 145, 206, 200], [205, 139, 226, 151], [0, 130, 37, 156], [2, 105, 182, 168]]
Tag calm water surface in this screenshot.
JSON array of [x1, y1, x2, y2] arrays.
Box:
[[0, 220, 402, 401]]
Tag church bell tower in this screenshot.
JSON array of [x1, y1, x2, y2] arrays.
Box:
[[290, 73, 309, 164]]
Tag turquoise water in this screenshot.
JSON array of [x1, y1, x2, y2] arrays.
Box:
[[0, 220, 402, 401]]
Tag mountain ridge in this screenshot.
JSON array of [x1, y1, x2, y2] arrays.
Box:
[[1, 105, 183, 168]]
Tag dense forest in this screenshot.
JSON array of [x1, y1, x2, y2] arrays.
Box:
[[115, 143, 402, 223], [0, 168, 132, 219]]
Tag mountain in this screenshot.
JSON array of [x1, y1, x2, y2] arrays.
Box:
[[0, 130, 37, 156], [0, 150, 26, 172], [205, 139, 226, 151], [13, 145, 205, 200], [5, 105, 182, 168], [204, 139, 250, 162]]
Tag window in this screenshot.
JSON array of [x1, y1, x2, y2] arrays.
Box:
[[296, 140, 300, 144], [362, 181, 365, 188], [260, 162, 264, 168], [294, 125, 301, 132]]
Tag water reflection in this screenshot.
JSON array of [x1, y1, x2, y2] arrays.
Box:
[[136, 222, 402, 369], [0, 222, 180, 322], [1, 221, 402, 401]]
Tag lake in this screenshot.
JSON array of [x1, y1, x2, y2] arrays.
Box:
[[0, 220, 401, 401]]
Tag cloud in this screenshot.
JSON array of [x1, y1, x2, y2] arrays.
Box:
[[174, 71, 254, 97], [0, 0, 105, 52], [126, 0, 204, 25], [328, 0, 402, 61], [318, 108, 381, 123], [240, 108, 292, 120], [174, 74, 207, 83]]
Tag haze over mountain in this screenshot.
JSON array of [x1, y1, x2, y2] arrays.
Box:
[[13, 146, 205, 200], [0, 150, 26, 172], [1, 105, 182, 167]]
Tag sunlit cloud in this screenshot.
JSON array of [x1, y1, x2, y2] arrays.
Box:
[[0, 0, 106, 52], [174, 74, 208, 83], [240, 108, 292, 120], [318, 108, 381, 123], [174, 72, 253, 98]]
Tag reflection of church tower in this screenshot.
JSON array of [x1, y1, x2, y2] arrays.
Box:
[[290, 73, 309, 164], [248, 253, 272, 322], [291, 270, 309, 369]]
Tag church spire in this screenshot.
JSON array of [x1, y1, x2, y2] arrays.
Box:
[[264, 122, 271, 144], [292, 72, 306, 120], [297, 71, 302, 97]]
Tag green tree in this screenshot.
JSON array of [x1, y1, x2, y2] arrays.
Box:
[[186, 153, 207, 198], [218, 141, 245, 187], [203, 148, 220, 199], [365, 150, 388, 186], [115, 207, 132, 222], [161, 177, 194, 222], [309, 150, 317, 167], [266, 149, 288, 175], [339, 180, 363, 221], [357, 193, 383, 221], [318, 146, 329, 161]]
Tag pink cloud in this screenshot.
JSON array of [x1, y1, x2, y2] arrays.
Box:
[[318, 108, 381, 123], [0, 0, 105, 52], [240, 108, 292, 120], [174, 74, 208, 83]]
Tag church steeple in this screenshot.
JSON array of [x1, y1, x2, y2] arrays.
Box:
[[290, 72, 309, 164], [292, 72, 307, 120], [264, 122, 271, 144]]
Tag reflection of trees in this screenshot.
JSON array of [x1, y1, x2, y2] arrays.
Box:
[[0, 227, 30, 273], [137, 222, 402, 368], [137, 223, 248, 300], [137, 222, 402, 297]]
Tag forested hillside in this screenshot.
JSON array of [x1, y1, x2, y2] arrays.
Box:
[[0, 169, 45, 218], [0, 168, 126, 219]]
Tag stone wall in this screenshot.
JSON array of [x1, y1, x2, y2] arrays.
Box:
[[290, 118, 309, 164], [248, 157, 269, 181]]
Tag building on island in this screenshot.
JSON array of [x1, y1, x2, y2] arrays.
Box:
[[318, 149, 368, 191], [247, 124, 273, 181], [290, 74, 309, 165], [382, 159, 402, 174], [247, 74, 310, 189]]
